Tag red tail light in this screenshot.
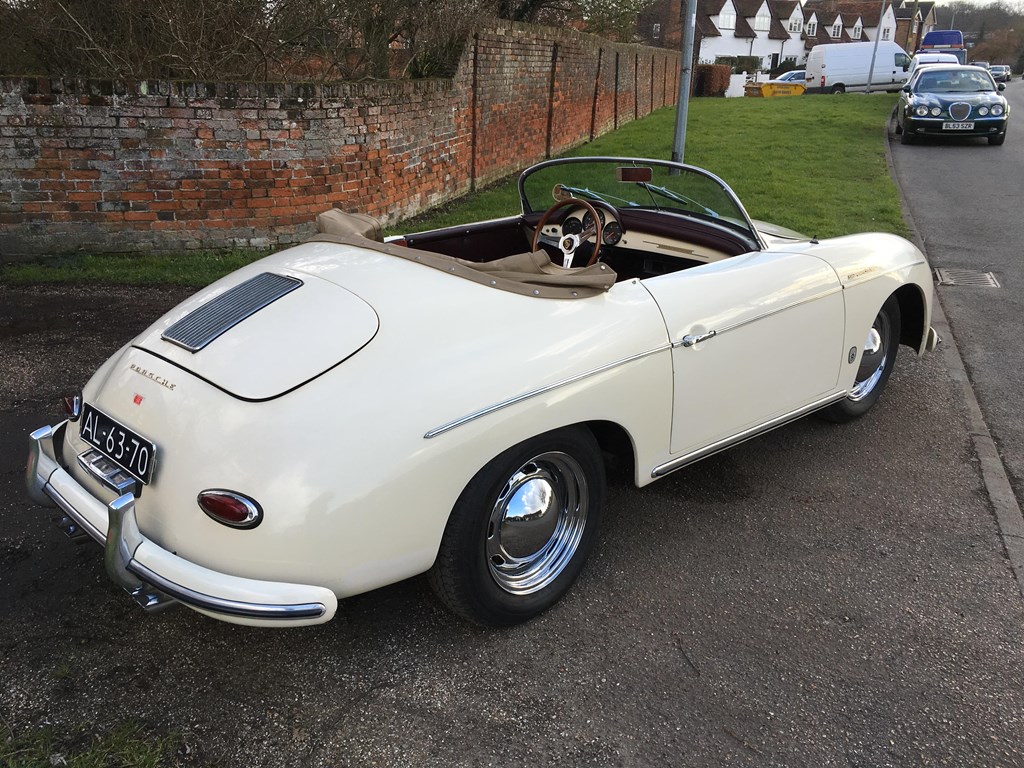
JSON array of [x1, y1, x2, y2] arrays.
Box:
[[198, 490, 263, 529], [821, 75, 826, 87]]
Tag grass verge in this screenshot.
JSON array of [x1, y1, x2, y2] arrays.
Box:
[[1, 93, 902, 287], [0, 722, 187, 768]]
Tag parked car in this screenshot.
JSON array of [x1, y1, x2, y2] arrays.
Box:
[[768, 69, 805, 83], [970, 60, 991, 70], [906, 52, 961, 82], [896, 65, 1010, 145], [990, 65, 1012, 83], [805, 41, 912, 94], [27, 156, 939, 628]]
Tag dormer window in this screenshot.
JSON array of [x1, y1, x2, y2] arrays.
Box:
[[754, 10, 771, 31], [882, 27, 891, 39], [719, 9, 736, 28], [806, 21, 817, 36], [852, 23, 862, 39], [789, 16, 802, 33], [831, 22, 842, 37]]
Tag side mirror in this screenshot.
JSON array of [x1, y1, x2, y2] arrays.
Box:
[[901, 85, 911, 93], [903, 64, 909, 71]]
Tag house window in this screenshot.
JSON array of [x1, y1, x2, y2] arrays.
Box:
[[653, 22, 661, 38], [882, 27, 891, 40], [831, 22, 842, 37], [719, 10, 736, 29], [789, 17, 802, 33], [852, 24, 862, 39], [806, 22, 817, 36], [754, 11, 770, 31]]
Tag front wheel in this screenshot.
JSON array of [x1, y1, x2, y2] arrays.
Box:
[[821, 295, 901, 423], [831, 84, 846, 94], [429, 426, 605, 626]]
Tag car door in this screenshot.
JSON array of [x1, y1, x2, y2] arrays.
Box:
[[643, 250, 845, 461]]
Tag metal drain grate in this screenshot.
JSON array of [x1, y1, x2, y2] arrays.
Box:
[[934, 268, 1001, 288]]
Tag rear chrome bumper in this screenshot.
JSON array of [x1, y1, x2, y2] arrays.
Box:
[[27, 423, 338, 627]]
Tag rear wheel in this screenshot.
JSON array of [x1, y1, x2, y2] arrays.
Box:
[[429, 426, 605, 626], [821, 295, 901, 423], [830, 84, 846, 94]]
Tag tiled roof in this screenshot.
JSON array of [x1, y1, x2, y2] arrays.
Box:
[[768, 16, 791, 39], [696, 14, 722, 36], [699, 0, 728, 15], [768, 0, 800, 15], [733, 0, 765, 18], [734, 14, 757, 37]]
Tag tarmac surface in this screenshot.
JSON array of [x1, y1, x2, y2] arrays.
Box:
[[2, 107, 1024, 765]]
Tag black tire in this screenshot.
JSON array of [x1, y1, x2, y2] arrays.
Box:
[[989, 132, 1006, 146], [428, 426, 605, 626], [821, 295, 901, 423], [894, 120, 903, 135], [831, 84, 846, 94]]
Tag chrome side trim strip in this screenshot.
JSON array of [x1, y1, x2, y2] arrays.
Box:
[[424, 344, 672, 439], [651, 391, 848, 478], [671, 287, 843, 348], [127, 561, 327, 620], [43, 483, 106, 545]]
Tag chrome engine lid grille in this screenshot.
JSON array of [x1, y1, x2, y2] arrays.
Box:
[[162, 272, 303, 352], [949, 102, 972, 121]]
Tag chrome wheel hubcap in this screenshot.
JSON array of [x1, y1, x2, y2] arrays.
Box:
[[486, 451, 588, 595], [850, 315, 889, 402]]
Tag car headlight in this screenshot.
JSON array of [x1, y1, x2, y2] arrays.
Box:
[[978, 106, 990, 116], [914, 105, 930, 117], [992, 104, 1004, 116], [930, 107, 942, 117]]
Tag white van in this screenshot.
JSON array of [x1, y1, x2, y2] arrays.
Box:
[[804, 41, 912, 94], [906, 52, 961, 82]]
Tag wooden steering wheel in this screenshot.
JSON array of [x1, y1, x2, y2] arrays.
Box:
[[531, 198, 604, 268]]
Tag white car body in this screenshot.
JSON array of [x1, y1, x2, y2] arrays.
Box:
[[906, 52, 961, 82], [28, 157, 938, 628]]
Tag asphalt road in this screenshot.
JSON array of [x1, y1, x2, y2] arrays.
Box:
[[890, 79, 1024, 511], [3, 122, 1024, 766]]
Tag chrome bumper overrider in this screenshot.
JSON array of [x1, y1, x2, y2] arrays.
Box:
[[27, 423, 338, 627]]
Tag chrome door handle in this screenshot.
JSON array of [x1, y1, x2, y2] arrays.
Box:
[[681, 330, 717, 348]]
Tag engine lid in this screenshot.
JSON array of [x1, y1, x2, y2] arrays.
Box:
[[133, 270, 379, 400]]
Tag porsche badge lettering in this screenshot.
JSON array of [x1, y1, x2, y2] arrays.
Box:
[[129, 363, 177, 391]]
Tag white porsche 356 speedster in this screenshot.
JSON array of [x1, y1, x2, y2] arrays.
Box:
[[27, 157, 939, 627]]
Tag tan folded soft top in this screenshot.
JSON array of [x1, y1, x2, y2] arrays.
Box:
[[312, 209, 616, 299]]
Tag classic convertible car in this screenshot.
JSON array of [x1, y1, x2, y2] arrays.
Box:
[[27, 157, 939, 627]]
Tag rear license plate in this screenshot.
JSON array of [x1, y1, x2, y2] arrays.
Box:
[[943, 122, 975, 130], [79, 403, 157, 484]]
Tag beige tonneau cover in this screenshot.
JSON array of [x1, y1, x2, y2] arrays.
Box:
[[312, 209, 616, 299]]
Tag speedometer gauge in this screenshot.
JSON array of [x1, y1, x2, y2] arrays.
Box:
[[562, 218, 583, 235], [581, 209, 605, 232], [602, 221, 622, 245]]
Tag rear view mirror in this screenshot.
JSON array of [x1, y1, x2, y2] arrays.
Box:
[[617, 166, 653, 183]]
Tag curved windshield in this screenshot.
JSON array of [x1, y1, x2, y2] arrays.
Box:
[[915, 69, 996, 93], [518, 157, 759, 243]]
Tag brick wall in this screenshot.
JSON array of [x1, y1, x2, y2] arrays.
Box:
[[0, 22, 679, 258]]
